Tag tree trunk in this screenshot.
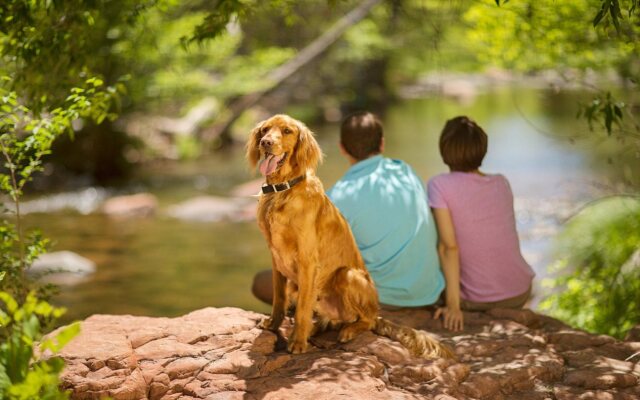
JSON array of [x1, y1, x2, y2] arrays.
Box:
[[206, 0, 383, 144]]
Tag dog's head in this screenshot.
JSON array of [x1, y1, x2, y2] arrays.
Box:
[[246, 114, 323, 180]]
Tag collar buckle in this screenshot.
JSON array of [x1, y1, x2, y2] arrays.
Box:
[[261, 175, 304, 195]]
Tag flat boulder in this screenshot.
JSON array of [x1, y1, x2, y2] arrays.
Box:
[[167, 196, 255, 223], [29, 251, 96, 285], [229, 178, 264, 198], [49, 307, 640, 399], [102, 193, 158, 218]]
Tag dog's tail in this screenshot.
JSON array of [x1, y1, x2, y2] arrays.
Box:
[[373, 317, 456, 359]]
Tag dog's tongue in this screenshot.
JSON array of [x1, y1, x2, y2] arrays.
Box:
[[259, 153, 285, 176]]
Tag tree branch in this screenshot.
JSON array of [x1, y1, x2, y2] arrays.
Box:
[[205, 0, 383, 142]]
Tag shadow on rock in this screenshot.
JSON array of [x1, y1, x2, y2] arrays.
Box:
[[49, 306, 640, 399]]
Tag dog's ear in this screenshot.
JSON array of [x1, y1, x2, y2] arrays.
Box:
[[293, 122, 323, 173], [246, 120, 264, 170]]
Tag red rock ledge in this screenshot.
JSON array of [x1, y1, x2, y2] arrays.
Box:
[[50, 307, 640, 399]]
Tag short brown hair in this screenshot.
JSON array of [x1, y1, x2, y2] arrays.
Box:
[[439, 116, 488, 172], [340, 112, 383, 160]]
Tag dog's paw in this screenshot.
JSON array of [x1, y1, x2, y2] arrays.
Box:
[[338, 324, 363, 343], [338, 328, 356, 343], [287, 338, 309, 354], [259, 317, 282, 331]]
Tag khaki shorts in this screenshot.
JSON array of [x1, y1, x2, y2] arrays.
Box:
[[460, 285, 532, 311]]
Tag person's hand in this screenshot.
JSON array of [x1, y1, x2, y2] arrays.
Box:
[[433, 306, 464, 332]]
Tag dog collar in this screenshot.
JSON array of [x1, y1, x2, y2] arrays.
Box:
[[261, 175, 305, 194]]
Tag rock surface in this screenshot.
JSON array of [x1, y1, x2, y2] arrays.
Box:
[[102, 193, 159, 218], [30, 251, 96, 285], [166, 196, 255, 223], [51, 307, 640, 399]]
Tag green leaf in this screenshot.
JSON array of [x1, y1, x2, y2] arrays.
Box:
[[610, 3, 621, 32], [604, 106, 613, 134], [41, 322, 80, 353], [593, 8, 607, 26], [614, 105, 623, 119], [0, 363, 11, 392], [0, 291, 18, 314], [0, 309, 10, 326]]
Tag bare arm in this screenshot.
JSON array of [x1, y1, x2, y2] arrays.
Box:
[[432, 207, 464, 331]]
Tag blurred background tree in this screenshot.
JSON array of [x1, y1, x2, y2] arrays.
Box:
[[466, 0, 639, 146], [2, 0, 473, 184]]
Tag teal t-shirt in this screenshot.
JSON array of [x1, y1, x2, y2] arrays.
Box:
[[326, 155, 444, 306]]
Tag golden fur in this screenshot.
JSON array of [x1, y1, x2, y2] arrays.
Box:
[[247, 114, 454, 358]]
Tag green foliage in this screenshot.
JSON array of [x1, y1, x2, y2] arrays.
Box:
[[577, 91, 626, 135], [0, 79, 120, 191], [176, 135, 202, 160], [0, 220, 50, 307], [465, 0, 637, 71], [0, 290, 79, 399], [593, 0, 639, 30], [0, 0, 153, 110], [0, 77, 121, 300], [467, 0, 640, 172], [133, 3, 297, 113], [540, 196, 640, 338], [0, 3, 117, 397], [185, 0, 302, 44], [0, 0, 299, 117]]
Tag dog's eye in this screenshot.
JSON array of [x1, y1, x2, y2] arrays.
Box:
[[261, 126, 270, 134], [283, 127, 292, 134]]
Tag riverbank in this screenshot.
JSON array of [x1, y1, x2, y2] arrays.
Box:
[[15, 86, 637, 324], [49, 306, 640, 399]]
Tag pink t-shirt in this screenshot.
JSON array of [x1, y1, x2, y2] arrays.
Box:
[[427, 172, 534, 303]]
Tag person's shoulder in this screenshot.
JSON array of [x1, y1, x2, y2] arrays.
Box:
[[484, 172, 509, 184], [428, 172, 455, 186], [326, 173, 366, 205], [492, 173, 513, 191], [385, 158, 426, 187], [382, 157, 406, 169], [326, 178, 347, 199], [384, 157, 420, 176], [426, 173, 449, 193]]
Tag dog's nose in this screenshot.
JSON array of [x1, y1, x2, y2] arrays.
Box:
[[260, 137, 273, 148]]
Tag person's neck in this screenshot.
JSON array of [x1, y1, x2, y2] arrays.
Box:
[[349, 152, 381, 166], [451, 168, 485, 176]]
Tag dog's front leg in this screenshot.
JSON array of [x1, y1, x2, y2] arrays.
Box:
[[260, 255, 287, 332], [288, 253, 318, 354]]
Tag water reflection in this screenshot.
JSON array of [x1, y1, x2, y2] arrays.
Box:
[[25, 87, 635, 323]]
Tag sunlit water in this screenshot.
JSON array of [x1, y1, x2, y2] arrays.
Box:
[[22, 86, 637, 323]]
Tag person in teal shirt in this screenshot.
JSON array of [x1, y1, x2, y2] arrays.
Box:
[[251, 111, 444, 307]]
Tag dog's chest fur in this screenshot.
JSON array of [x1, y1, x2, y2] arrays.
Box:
[[257, 189, 309, 283]]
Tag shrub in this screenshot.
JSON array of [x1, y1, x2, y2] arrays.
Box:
[[0, 289, 79, 399], [540, 196, 640, 339]]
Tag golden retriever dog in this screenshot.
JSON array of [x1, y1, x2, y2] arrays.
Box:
[[247, 114, 453, 358]]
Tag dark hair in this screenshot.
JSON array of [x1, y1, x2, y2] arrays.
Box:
[[439, 116, 488, 172], [340, 111, 383, 160]]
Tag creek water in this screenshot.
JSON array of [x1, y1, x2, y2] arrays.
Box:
[[23, 86, 637, 323]]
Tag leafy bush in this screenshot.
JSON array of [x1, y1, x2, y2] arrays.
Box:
[[0, 289, 80, 399], [540, 196, 640, 339], [0, 75, 119, 400], [0, 80, 120, 300]]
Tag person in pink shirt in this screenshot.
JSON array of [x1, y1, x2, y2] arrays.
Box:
[[427, 116, 534, 332]]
